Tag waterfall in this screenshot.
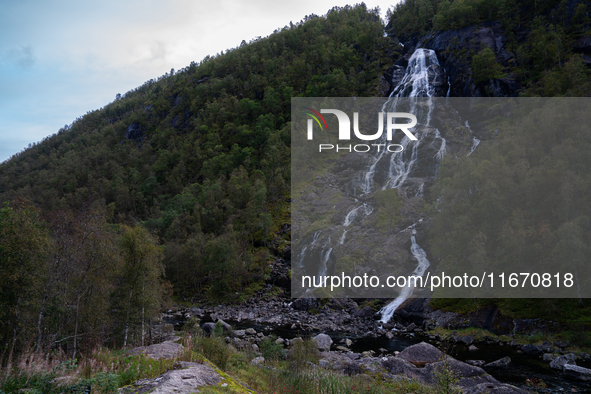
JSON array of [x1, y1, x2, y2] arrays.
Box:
[[379, 49, 447, 191], [380, 228, 430, 323], [467, 137, 480, 156], [339, 230, 348, 245], [296, 48, 443, 306], [377, 48, 444, 322], [465, 121, 480, 156]]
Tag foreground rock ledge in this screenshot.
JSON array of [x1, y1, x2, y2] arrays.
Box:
[[120, 361, 221, 394]]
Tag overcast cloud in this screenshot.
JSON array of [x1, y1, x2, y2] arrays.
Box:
[[0, 0, 397, 162]]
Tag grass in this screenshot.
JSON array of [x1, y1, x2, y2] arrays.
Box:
[[0, 324, 442, 394]]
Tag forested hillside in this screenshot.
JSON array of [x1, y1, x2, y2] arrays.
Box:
[[1, 0, 591, 364], [387, 0, 591, 96], [385, 0, 591, 323], [0, 5, 397, 357]]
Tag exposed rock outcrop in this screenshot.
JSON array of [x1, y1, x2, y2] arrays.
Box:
[[318, 342, 526, 394], [121, 362, 222, 394]]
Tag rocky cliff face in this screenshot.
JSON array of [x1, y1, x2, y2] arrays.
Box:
[[390, 20, 521, 98]]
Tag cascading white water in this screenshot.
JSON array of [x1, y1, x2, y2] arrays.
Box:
[[339, 230, 348, 244], [467, 137, 480, 156], [298, 48, 443, 305], [364, 49, 446, 194], [380, 227, 430, 323], [377, 48, 446, 322], [465, 120, 480, 156]]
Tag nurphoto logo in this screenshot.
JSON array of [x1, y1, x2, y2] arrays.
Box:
[[303, 108, 417, 153]]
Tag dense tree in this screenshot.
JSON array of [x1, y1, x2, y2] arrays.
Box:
[[0, 201, 50, 363], [471, 46, 506, 84], [115, 225, 165, 347]]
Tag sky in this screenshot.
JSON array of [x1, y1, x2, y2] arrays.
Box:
[[0, 0, 398, 163]]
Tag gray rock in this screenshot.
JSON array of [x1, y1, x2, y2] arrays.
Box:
[[319, 359, 331, 368], [217, 319, 232, 332], [354, 306, 375, 318], [484, 356, 511, 368], [542, 353, 557, 362], [345, 338, 353, 347], [233, 329, 246, 338], [468, 345, 479, 351], [245, 328, 256, 335], [467, 360, 486, 366], [549, 354, 576, 371], [564, 364, 591, 381], [201, 322, 216, 336], [275, 337, 285, 345], [522, 344, 542, 356], [124, 362, 221, 394], [385, 331, 395, 340], [313, 333, 333, 352], [461, 335, 474, 345], [406, 323, 417, 331], [396, 342, 445, 366], [250, 356, 265, 365], [554, 340, 568, 348], [251, 344, 259, 352], [292, 298, 319, 311], [463, 382, 528, 393], [127, 340, 183, 360]]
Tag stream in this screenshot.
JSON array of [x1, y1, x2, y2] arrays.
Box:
[[229, 319, 591, 393]]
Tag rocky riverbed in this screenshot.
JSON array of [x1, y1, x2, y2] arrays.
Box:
[[153, 294, 591, 392]]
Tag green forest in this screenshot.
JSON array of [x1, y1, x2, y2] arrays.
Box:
[[0, 0, 591, 382], [0, 5, 398, 359]]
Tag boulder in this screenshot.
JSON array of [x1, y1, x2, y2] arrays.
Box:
[[467, 360, 486, 366], [522, 344, 542, 356], [554, 340, 568, 348], [484, 357, 511, 368], [542, 353, 557, 362], [127, 340, 183, 360], [313, 333, 333, 352], [563, 364, 591, 381], [354, 306, 375, 318], [292, 298, 319, 311], [396, 342, 445, 366], [250, 357, 265, 366], [201, 322, 216, 336], [549, 354, 576, 371], [124, 362, 221, 394]]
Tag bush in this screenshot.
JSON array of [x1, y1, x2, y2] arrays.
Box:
[[196, 336, 232, 370], [433, 358, 462, 394], [259, 335, 285, 361], [289, 338, 320, 371]]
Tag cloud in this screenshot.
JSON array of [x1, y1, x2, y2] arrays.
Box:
[[7, 45, 35, 69], [151, 40, 168, 60]]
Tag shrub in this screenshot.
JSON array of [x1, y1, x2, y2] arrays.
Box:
[[196, 336, 232, 370], [288, 338, 319, 371], [259, 335, 285, 361]]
